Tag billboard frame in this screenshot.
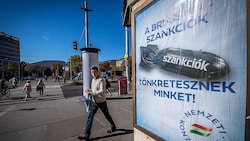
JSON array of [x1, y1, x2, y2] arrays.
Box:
[[132, 0, 165, 140], [131, 0, 250, 140]]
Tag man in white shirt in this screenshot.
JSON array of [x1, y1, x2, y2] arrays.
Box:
[[78, 66, 116, 140]]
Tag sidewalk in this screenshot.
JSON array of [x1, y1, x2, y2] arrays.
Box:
[[61, 91, 133, 141], [1, 80, 134, 141]]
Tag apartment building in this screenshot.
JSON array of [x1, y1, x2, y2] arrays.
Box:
[[0, 32, 20, 68]]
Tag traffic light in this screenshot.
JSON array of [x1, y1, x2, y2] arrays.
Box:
[[73, 41, 78, 50]]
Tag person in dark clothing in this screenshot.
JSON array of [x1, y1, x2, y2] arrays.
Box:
[[0, 79, 7, 93], [104, 76, 112, 97]]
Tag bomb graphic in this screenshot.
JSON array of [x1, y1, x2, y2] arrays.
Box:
[[140, 45, 230, 81]]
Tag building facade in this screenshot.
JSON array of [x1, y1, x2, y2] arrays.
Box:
[[0, 32, 20, 68]]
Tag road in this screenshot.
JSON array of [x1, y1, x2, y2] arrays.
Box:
[[0, 79, 119, 106], [0, 79, 133, 141]]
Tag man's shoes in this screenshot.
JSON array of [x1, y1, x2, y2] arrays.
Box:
[[78, 134, 89, 140], [107, 127, 116, 133]]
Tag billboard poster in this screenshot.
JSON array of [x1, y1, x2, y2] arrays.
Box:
[[135, 0, 247, 141]]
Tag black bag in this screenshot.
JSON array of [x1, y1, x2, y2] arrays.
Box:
[[36, 86, 40, 91], [106, 81, 111, 88]]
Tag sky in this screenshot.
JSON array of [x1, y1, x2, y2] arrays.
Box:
[[0, 0, 130, 63]]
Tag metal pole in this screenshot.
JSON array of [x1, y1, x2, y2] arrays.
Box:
[[85, 1, 89, 48], [1, 59, 3, 79], [18, 62, 20, 83], [70, 57, 72, 80], [1, 58, 7, 79], [81, 1, 92, 48], [125, 26, 130, 92], [125, 27, 129, 77]]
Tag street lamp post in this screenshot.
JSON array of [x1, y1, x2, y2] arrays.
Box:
[[70, 57, 72, 80], [1, 58, 8, 79], [18, 62, 20, 83]]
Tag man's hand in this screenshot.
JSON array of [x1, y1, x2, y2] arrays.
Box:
[[85, 89, 92, 96]]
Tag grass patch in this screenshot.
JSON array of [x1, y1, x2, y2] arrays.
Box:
[[71, 80, 83, 85]]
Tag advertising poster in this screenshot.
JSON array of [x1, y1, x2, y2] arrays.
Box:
[[135, 0, 247, 141]]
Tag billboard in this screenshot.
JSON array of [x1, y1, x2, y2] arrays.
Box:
[[134, 0, 247, 140]]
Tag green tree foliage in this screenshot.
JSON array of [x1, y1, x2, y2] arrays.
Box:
[[5, 62, 18, 80], [68, 55, 82, 76], [111, 66, 124, 71]]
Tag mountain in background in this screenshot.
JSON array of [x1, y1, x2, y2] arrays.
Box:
[[99, 59, 117, 66], [31, 60, 66, 67], [31, 59, 120, 68]]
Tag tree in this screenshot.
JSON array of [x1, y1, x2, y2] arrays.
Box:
[[51, 63, 63, 76], [68, 55, 82, 76], [111, 60, 125, 72], [44, 67, 52, 76], [23, 63, 34, 76], [18, 61, 32, 78], [99, 62, 111, 72], [5, 62, 18, 80]]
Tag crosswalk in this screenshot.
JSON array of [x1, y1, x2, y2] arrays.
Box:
[[0, 85, 65, 106]]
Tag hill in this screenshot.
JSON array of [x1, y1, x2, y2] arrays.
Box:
[[99, 59, 117, 66], [31, 60, 66, 67]]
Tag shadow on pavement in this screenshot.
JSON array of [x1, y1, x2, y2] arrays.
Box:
[[89, 129, 134, 141], [106, 97, 132, 100], [60, 85, 82, 98]]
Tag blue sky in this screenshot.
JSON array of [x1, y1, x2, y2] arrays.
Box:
[[0, 0, 129, 63]]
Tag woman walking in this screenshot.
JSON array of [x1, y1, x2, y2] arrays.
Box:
[[23, 80, 32, 101], [36, 79, 45, 95]]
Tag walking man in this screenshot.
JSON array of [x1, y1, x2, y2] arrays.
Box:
[[78, 66, 116, 140]]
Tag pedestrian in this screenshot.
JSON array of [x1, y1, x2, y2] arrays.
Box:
[[63, 77, 66, 84], [23, 80, 32, 101], [36, 79, 45, 95], [78, 66, 116, 140], [104, 76, 112, 97], [0, 79, 7, 93], [12, 78, 17, 88]]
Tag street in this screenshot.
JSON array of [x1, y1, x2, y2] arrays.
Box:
[[0, 79, 133, 141]]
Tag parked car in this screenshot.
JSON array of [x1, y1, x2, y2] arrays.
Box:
[[23, 76, 35, 80], [9, 77, 19, 82], [73, 72, 83, 80]]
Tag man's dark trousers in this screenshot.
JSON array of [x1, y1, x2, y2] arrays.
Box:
[[84, 101, 116, 138]]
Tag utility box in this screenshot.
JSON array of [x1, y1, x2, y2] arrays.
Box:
[[117, 76, 127, 95]]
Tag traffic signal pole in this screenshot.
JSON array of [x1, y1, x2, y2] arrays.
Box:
[[84, 1, 89, 48], [81, 1, 92, 48]]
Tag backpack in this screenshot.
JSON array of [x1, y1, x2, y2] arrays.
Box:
[[106, 80, 111, 88], [25, 84, 31, 92]]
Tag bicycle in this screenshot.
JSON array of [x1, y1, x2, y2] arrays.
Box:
[[1, 86, 10, 99]]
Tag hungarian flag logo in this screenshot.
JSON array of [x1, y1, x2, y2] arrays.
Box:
[[190, 123, 212, 137]]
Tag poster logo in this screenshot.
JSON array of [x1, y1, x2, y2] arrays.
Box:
[[190, 123, 212, 137], [179, 109, 227, 141]]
